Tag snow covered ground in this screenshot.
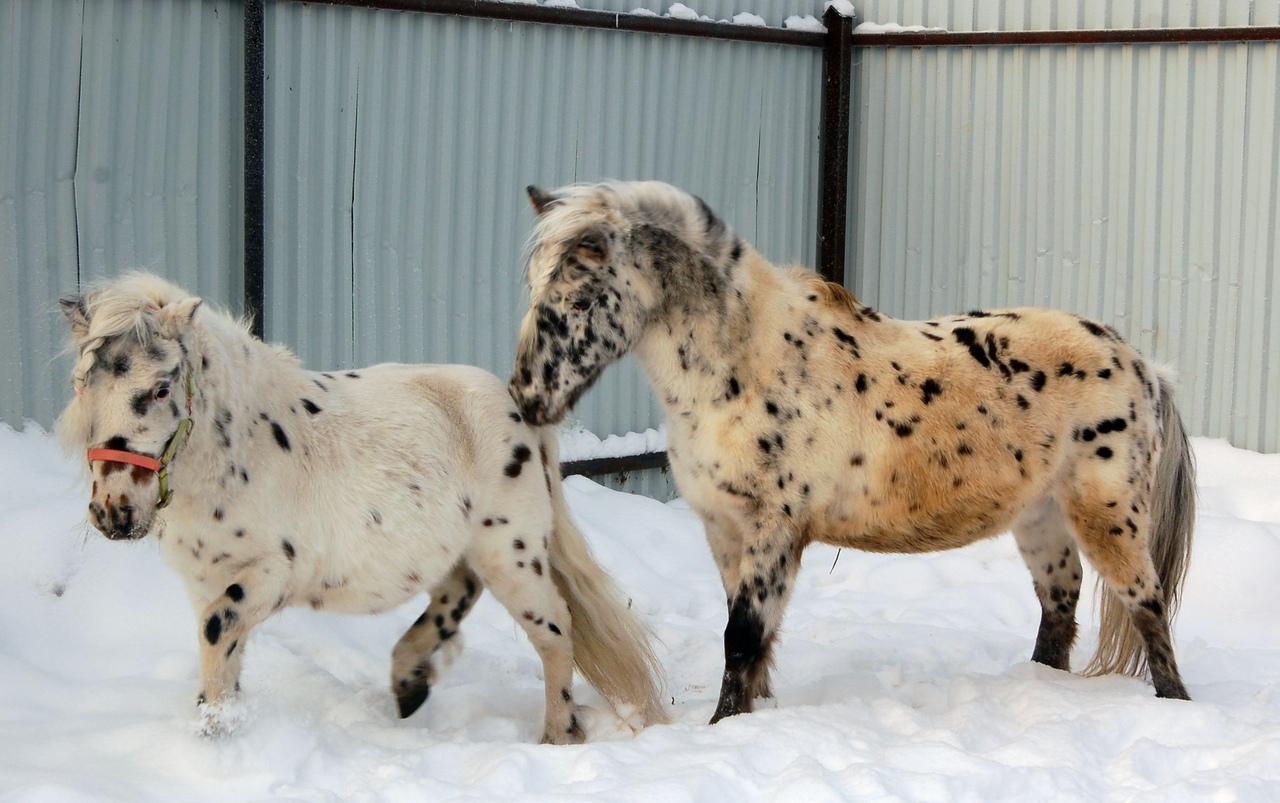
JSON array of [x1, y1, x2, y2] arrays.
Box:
[[2, 423, 1278, 801]]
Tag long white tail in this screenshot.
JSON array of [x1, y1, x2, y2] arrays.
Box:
[[540, 429, 670, 726]]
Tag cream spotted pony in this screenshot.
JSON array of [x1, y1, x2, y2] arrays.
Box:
[[58, 272, 667, 742]]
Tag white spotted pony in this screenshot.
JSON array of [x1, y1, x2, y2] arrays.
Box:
[[57, 272, 667, 742], [510, 180, 1197, 724]]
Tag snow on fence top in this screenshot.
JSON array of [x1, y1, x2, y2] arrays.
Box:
[[493, 1, 833, 31], [559, 423, 669, 462]]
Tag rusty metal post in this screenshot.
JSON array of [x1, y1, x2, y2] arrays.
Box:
[[817, 6, 854, 286], [244, 0, 266, 338]]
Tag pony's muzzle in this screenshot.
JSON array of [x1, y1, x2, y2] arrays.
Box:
[[518, 397, 547, 426], [88, 497, 148, 541], [510, 381, 550, 426]]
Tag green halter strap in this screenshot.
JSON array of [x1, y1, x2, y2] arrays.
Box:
[[85, 361, 196, 509]]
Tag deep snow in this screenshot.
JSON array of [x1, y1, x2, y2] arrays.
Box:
[[1, 423, 1278, 801]]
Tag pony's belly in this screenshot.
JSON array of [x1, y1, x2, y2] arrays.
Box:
[[819, 518, 1000, 553], [816, 492, 1025, 554], [294, 527, 470, 614], [300, 580, 423, 615]]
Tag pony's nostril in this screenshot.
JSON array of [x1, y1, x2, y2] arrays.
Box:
[[89, 502, 107, 529], [110, 503, 137, 534]]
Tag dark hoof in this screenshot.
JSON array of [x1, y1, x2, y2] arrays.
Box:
[[396, 682, 431, 718], [1155, 684, 1191, 701], [709, 703, 746, 725], [1030, 651, 1071, 672]]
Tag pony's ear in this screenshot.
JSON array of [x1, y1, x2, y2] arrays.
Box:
[[527, 185, 561, 217], [573, 228, 611, 268], [60, 294, 92, 344], [154, 297, 203, 340]]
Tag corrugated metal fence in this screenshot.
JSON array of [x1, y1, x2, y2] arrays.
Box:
[[1, 0, 243, 433], [3, 0, 1279, 496], [850, 0, 1280, 455], [263, 0, 824, 442]]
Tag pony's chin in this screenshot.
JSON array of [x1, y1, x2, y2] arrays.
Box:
[[541, 403, 571, 427], [99, 526, 151, 542], [521, 407, 565, 428], [515, 394, 569, 427]]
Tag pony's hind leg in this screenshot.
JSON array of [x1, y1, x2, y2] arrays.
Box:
[[390, 561, 484, 718], [1011, 496, 1083, 671], [1065, 481, 1190, 700], [467, 526, 585, 744]]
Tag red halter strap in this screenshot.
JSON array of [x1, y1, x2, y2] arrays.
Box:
[[83, 363, 196, 509], [86, 448, 162, 472]]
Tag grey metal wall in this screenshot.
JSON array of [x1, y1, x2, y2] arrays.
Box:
[[7, 0, 1280, 464], [1, 0, 244, 431], [849, 0, 1280, 454], [264, 2, 824, 442]]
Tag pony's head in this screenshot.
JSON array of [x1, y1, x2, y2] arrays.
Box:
[[56, 273, 202, 540], [511, 181, 731, 425], [510, 183, 657, 425]]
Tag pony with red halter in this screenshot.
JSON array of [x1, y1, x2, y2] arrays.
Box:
[[510, 180, 1197, 723], [58, 272, 667, 741]]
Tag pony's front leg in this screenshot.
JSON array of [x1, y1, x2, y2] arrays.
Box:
[[193, 560, 290, 735], [703, 513, 770, 700], [710, 521, 803, 724]]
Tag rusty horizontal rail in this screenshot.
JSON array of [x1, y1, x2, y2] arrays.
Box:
[[850, 25, 1280, 48], [301, 0, 827, 47], [561, 450, 670, 478]]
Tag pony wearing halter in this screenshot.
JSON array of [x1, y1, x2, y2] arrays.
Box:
[[510, 180, 1196, 723], [58, 272, 667, 742]]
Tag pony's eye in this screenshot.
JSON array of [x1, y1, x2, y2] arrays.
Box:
[[154, 385, 171, 401], [571, 299, 592, 313]]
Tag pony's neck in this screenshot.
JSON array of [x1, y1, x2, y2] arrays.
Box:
[[177, 311, 301, 482], [634, 245, 768, 411]]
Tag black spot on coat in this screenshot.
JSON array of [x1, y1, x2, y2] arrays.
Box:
[[921, 378, 943, 405], [270, 421, 291, 451], [952, 327, 991, 368], [505, 445, 533, 477], [130, 390, 151, 417], [205, 614, 222, 645]]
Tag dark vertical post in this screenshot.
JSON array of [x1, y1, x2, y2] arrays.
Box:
[[244, 0, 266, 339], [817, 6, 853, 286]]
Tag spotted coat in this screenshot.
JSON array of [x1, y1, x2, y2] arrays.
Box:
[[511, 181, 1196, 723], [57, 272, 666, 743]]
